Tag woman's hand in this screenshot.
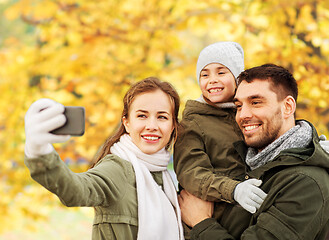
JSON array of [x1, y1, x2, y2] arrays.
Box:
[[24, 98, 70, 158], [178, 190, 214, 227]]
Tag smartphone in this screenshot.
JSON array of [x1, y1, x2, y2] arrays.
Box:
[[51, 106, 85, 136]]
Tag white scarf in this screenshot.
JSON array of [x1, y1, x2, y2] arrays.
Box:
[[110, 134, 184, 240]]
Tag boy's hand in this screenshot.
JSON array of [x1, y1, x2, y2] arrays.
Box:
[[178, 190, 214, 227], [319, 135, 329, 153], [25, 98, 70, 158], [234, 179, 267, 214]]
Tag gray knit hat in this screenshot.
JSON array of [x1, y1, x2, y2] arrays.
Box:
[[196, 41, 244, 84]]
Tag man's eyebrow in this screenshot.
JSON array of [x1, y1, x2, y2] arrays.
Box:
[[233, 95, 265, 103], [248, 95, 265, 100]]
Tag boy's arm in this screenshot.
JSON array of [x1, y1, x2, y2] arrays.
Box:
[[174, 119, 240, 203], [189, 173, 328, 240]]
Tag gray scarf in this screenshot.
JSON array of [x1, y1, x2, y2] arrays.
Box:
[[246, 121, 313, 170], [196, 95, 236, 108]]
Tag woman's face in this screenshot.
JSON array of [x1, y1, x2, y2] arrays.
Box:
[[123, 89, 174, 154]]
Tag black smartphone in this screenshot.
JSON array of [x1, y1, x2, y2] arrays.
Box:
[[51, 106, 85, 136]]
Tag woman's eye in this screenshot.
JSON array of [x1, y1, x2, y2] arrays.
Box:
[[158, 115, 168, 120], [137, 114, 147, 118]]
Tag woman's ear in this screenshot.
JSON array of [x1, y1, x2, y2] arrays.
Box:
[[282, 96, 296, 119], [122, 117, 130, 134]]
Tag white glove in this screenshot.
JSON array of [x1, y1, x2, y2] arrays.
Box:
[[319, 135, 329, 153], [24, 98, 71, 158], [234, 178, 267, 214]]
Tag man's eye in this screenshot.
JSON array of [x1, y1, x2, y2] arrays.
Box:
[[252, 101, 261, 105]]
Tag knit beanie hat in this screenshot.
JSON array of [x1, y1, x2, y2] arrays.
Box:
[[196, 41, 244, 84]]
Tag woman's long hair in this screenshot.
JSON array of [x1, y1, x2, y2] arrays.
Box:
[[90, 77, 180, 168]]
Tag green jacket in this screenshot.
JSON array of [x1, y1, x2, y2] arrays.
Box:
[[25, 151, 164, 240], [190, 121, 329, 240], [174, 100, 245, 204]]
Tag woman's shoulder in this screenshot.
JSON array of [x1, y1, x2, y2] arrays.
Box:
[[93, 154, 135, 178], [96, 153, 132, 166]]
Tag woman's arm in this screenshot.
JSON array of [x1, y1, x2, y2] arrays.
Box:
[[25, 152, 133, 207]]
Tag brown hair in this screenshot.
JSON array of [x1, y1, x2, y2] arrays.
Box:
[[237, 63, 298, 102], [90, 77, 180, 168]]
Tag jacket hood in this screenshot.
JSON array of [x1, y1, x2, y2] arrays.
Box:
[[183, 100, 236, 119], [234, 120, 329, 177]]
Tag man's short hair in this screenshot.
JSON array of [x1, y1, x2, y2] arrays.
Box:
[[237, 63, 298, 101]]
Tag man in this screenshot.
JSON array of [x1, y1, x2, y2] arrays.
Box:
[[178, 64, 329, 239]]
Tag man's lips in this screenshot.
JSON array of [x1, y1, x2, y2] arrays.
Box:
[[242, 123, 261, 135]]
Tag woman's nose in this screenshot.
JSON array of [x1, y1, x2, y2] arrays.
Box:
[[145, 118, 158, 130]]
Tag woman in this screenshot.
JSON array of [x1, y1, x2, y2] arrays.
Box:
[[24, 77, 184, 239]]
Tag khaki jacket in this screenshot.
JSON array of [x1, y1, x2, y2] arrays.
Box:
[[25, 152, 163, 240], [174, 100, 244, 205], [190, 120, 329, 240]]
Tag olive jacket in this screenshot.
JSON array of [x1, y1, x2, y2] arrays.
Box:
[[25, 152, 164, 240], [174, 100, 245, 205], [190, 121, 329, 240]]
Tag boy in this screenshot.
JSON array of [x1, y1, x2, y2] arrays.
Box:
[[174, 42, 267, 237]]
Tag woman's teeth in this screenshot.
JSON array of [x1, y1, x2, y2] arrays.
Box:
[[143, 136, 159, 140]]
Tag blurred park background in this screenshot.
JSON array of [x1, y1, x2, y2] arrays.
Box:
[[0, 0, 329, 239]]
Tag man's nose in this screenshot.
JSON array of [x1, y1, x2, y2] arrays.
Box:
[[237, 105, 252, 120]]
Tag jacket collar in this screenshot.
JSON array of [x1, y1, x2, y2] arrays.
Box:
[[233, 120, 329, 178]]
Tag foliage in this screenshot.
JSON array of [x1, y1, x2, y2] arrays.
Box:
[[0, 0, 328, 234]]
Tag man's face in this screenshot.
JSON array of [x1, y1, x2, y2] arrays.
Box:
[[234, 79, 287, 151]]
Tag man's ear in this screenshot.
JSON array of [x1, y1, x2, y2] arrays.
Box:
[[282, 96, 296, 119], [122, 117, 130, 134]]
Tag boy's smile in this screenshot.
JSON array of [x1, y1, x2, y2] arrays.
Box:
[[199, 63, 236, 104]]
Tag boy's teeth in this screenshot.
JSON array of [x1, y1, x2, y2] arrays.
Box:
[[209, 88, 221, 93], [245, 125, 258, 131]]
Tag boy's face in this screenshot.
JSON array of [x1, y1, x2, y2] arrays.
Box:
[[199, 63, 236, 104]]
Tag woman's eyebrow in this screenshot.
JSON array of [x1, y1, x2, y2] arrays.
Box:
[[158, 111, 170, 115]]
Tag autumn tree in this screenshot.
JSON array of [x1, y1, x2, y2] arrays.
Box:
[[0, 0, 328, 233]]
